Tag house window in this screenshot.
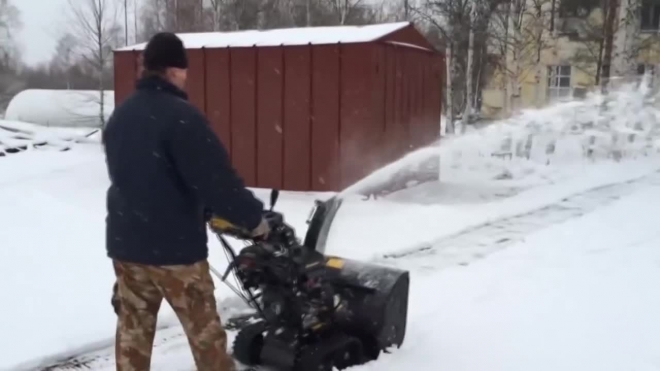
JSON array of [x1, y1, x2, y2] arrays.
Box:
[[638, 64, 656, 85], [640, 0, 660, 31], [557, 0, 599, 18], [547, 65, 572, 101], [638, 63, 655, 76]]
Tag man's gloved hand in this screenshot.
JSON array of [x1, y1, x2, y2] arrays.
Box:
[[251, 217, 270, 239]]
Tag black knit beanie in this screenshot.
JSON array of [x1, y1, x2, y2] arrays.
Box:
[[142, 32, 188, 71]]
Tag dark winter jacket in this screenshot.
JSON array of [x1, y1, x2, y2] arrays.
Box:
[[103, 75, 264, 266]]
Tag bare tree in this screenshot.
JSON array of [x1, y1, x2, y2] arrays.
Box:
[[325, 0, 378, 25], [140, 0, 167, 38], [50, 33, 78, 89], [552, 0, 653, 92], [461, 0, 477, 131], [554, 0, 616, 88], [415, 0, 468, 133], [207, 0, 225, 31], [204, 0, 369, 31], [415, 0, 504, 131], [0, 0, 21, 66], [120, 0, 142, 44], [0, 0, 24, 112], [172, 0, 208, 32], [65, 0, 122, 129], [489, 0, 553, 112]]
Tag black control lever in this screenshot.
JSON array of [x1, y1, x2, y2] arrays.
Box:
[[269, 189, 280, 211]]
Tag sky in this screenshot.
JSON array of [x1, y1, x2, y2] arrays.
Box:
[[15, 0, 68, 66], [14, 0, 134, 66]]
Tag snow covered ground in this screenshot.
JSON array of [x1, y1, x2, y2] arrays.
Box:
[[4, 82, 660, 370], [0, 120, 98, 156]]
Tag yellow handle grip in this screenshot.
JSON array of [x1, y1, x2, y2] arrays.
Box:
[[210, 217, 237, 231]]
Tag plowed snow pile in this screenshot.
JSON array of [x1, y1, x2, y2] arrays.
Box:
[[2, 80, 660, 370]]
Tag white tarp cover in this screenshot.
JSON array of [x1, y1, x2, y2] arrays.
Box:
[[5, 89, 114, 128]]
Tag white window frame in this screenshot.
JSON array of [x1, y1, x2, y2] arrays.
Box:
[[547, 65, 572, 102]]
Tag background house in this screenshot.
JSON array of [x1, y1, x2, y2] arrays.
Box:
[[479, 0, 660, 120]]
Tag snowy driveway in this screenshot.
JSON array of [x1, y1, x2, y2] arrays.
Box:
[[39, 168, 660, 371]]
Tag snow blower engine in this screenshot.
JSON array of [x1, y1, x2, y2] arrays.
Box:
[[208, 190, 410, 371]]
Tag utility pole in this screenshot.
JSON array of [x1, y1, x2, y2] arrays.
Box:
[[307, 0, 311, 26], [124, 0, 129, 46], [134, 0, 139, 43], [175, 0, 179, 31]]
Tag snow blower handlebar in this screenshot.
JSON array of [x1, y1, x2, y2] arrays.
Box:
[[208, 189, 283, 240], [207, 189, 303, 275], [206, 189, 312, 325]]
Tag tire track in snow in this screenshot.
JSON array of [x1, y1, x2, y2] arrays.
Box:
[[37, 326, 254, 371], [40, 326, 194, 371], [380, 170, 660, 271], [35, 307, 253, 371]]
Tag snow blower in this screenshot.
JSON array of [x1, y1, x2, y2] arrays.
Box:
[[208, 190, 410, 371]]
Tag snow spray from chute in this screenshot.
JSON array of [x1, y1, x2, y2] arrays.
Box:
[[339, 74, 660, 199]]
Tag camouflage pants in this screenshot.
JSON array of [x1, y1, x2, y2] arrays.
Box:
[[111, 259, 236, 371]]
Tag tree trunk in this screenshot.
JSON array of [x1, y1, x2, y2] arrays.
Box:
[[502, 0, 511, 116], [474, 47, 483, 111], [462, 0, 476, 132], [124, 0, 128, 46], [445, 43, 455, 134], [614, 0, 638, 79], [602, 0, 619, 92], [534, 0, 546, 107]]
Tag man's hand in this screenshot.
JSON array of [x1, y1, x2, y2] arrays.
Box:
[[251, 217, 270, 239]]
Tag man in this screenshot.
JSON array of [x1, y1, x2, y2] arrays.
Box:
[[103, 32, 269, 371]]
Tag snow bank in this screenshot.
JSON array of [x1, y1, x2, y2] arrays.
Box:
[[4, 89, 114, 128]]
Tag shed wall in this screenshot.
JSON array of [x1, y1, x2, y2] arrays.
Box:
[[231, 48, 258, 186], [283, 46, 312, 191], [256, 47, 284, 190], [205, 48, 231, 151], [113, 52, 135, 106], [112, 27, 443, 192], [311, 45, 341, 191]]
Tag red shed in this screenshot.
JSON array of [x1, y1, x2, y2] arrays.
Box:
[[113, 22, 444, 192]]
